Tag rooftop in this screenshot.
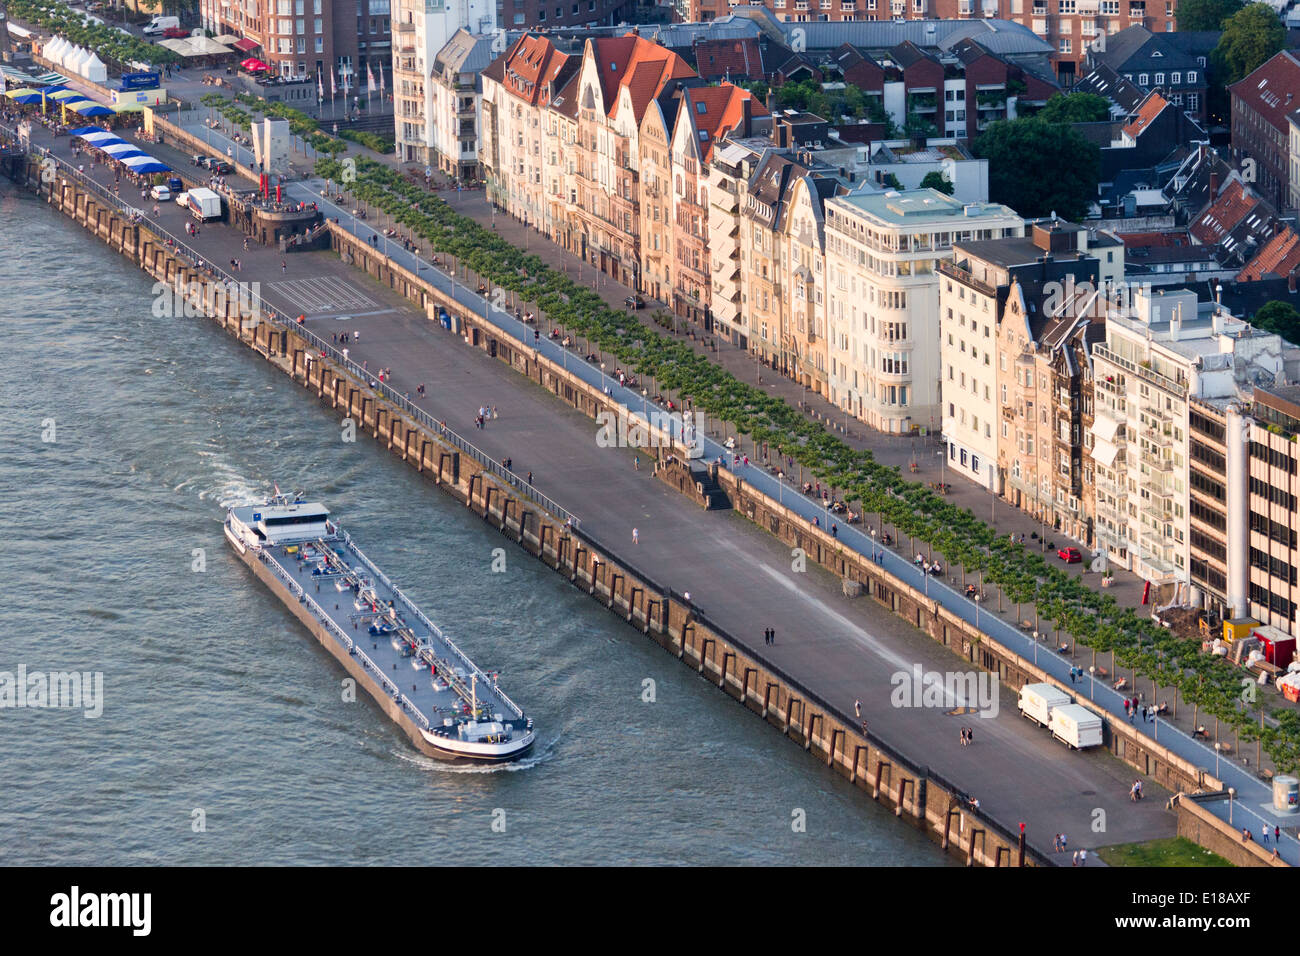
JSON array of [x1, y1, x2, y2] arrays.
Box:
[[831, 187, 1016, 225]]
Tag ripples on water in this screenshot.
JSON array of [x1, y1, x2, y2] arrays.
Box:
[[0, 190, 947, 865]]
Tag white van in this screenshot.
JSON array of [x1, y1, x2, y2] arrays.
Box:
[[142, 15, 180, 35]]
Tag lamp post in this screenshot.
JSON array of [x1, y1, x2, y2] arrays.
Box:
[[600, 361, 606, 394], [1228, 787, 1235, 825], [1214, 741, 1222, 779], [1088, 664, 1096, 700], [1033, 630, 1039, 667]]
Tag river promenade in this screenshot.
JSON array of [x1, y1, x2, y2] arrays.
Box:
[[12, 108, 1293, 863]]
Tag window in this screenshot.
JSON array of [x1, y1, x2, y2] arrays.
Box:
[[1138, 73, 1148, 86], [1154, 72, 1165, 85], [1059, 38, 1071, 53], [1187, 70, 1197, 83], [1171, 71, 1181, 84]]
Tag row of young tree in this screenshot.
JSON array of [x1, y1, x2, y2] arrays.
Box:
[[316, 154, 1300, 774]]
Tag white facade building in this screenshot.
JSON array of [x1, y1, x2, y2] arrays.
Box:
[[823, 188, 1021, 435]]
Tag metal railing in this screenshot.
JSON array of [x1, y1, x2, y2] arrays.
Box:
[[339, 530, 526, 719]]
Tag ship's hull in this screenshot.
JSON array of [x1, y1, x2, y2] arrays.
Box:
[[228, 533, 533, 764]]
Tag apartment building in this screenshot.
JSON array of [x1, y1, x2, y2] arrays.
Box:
[[939, 219, 1120, 528], [481, 34, 578, 227], [392, 0, 495, 164], [1186, 397, 1249, 623], [1091, 288, 1287, 593], [429, 30, 495, 180], [709, 137, 767, 349], [824, 188, 1021, 435], [668, 84, 768, 327], [555, 35, 697, 289], [1290, 110, 1300, 212]]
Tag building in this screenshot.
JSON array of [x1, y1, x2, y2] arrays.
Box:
[[708, 136, 768, 349], [940, 218, 1119, 501], [1085, 25, 1211, 124], [1090, 288, 1288, 595], [1290, 109, 1300, 211], [429, 30, 496, 179], [1229, 50, 1300, 210], [1248, 385, 1300, 632], [553, 34, 697, 289], [676, 84, 768, 326], [392, 0, 495, 164], [199, 0, 392, 93], [824, 188, 1022, 434], [481, 33, 578, 223]]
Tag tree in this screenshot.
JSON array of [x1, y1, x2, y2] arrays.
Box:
[[971, 118, 1100, 221], [1212, 3, 1286, 87], [1253, 300, 1300, 344], [1037, 92, 1111, 124], [1176, 0, 1244, 29], [920, 171, 954, 195]]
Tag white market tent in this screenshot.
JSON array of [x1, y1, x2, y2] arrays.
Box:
[[43, 36, 69, 67], [67, 47, 93, 76], [83, 53, 107, 84]]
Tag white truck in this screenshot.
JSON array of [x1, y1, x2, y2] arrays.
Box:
[[1018, 682, 1072, 728], [1049, 703, 1104, 750], [186, 187, 222, 222], [142, 15, 180, 35]]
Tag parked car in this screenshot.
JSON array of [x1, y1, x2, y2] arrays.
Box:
[[191, 154, 209, 167], [150, 184, 171, 201], [208, 160, 232, 175], [174, 191, 190, 207], [1057, 546, 1082, 564], [624, 294, 645, 310], [162, 26, 189, 38]]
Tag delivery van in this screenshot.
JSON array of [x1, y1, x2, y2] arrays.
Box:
[[1048, 703, 1104, 750], [1018, 682, 1072, 728], [142, 15, 180, 35]]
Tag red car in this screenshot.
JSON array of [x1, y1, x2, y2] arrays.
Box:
[[1057, 547, 1082, 564], [162, 26, 189, 38]]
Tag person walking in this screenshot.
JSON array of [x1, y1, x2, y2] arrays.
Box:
[[634, 455, 639, 471], [854, 699, 861, 719], [632, 527, 639, 545], [526, 471, 533, 485], [281, 259, 287, 274], [1078, 849, 1087, 866]]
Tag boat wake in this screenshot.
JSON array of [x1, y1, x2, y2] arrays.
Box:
[[393, 732, 561, 775]]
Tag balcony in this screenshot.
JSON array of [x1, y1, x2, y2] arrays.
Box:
[[1139, 447, 1173, 472]]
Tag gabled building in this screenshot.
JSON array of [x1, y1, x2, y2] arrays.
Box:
[[1236, 226, 1300, 282], [481, 33, 579, 233], [429, 30, 496, 180], [1189, 174, 1284, 270]]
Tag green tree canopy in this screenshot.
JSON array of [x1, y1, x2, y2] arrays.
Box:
[[1177, 0, 1244, 29], [1037, 92, 1111, 124], [971, 118, 1100, 221], [920, 170, 954, 195], [1253, 300, 1300, 344], [1212, 2, 1286, 86]]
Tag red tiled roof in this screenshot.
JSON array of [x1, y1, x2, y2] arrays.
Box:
[[591, 35, 695, 122], [1122, 90, 1167, 139], [1229, 50, 1300, 134], [1237, 227, 1300, 281], [1189, 180, 1261, 245], [679, 83, 768, 163], [499, 34, 572, 108], [692, 38, 763, 82]]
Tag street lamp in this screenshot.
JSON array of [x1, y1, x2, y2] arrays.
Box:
[[1215, 741, 1222, 778], [1033, 630, 1039, 666], [600, 361, 606, 394], [1088, 664, 1095, 700]]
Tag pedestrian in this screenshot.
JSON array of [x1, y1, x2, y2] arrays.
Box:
[[492, 406, 498, 420], [527, 471, 533, 485], [854, 699, 861, 718], [1264, 827, 1270, 844], [1276, 826, 1281, 842], [960, 728, 967, 747], [769, 628, 775, 645], [966, 726, 973, 745], [634, 455, 639, 470], [243, 237, 249, 251], [1060, 833, 1067, 853], [632, 527, 639, 545], [1079, 849, 1087, 866], [1071, 850, 1079, 867], [354, 330, 359, 342], [281, 259, 287, 274]]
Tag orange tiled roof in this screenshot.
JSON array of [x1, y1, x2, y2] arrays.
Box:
[[1237, 227, 1300, 281], [500, 34, 572, 108], [1122, 91, 1167, 139], [591, 34, 696, 122], [680, 83, 768, 163], [1189, 180, 1261, 245]]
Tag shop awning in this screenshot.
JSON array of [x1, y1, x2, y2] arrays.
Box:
[[100, 142, 147, 158], [122, 155, 172, 173], [74, 129, 119, 144], [1092, 413, 1120, 444], [233, 38, 260, 53], [5, 89, 46, 103], [69, 100, 116, 116]]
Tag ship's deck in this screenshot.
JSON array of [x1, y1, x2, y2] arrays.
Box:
[[261, 535, 526, 740]]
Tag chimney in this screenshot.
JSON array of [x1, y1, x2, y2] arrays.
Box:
[[1215, 281, 1223, 304], [1210, 170, 1220, 197]]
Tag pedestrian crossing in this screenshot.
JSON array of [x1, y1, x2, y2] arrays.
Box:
[[265, 276, 380, 316]]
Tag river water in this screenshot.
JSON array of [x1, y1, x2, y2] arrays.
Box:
[[0, 188, 948, 865]]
